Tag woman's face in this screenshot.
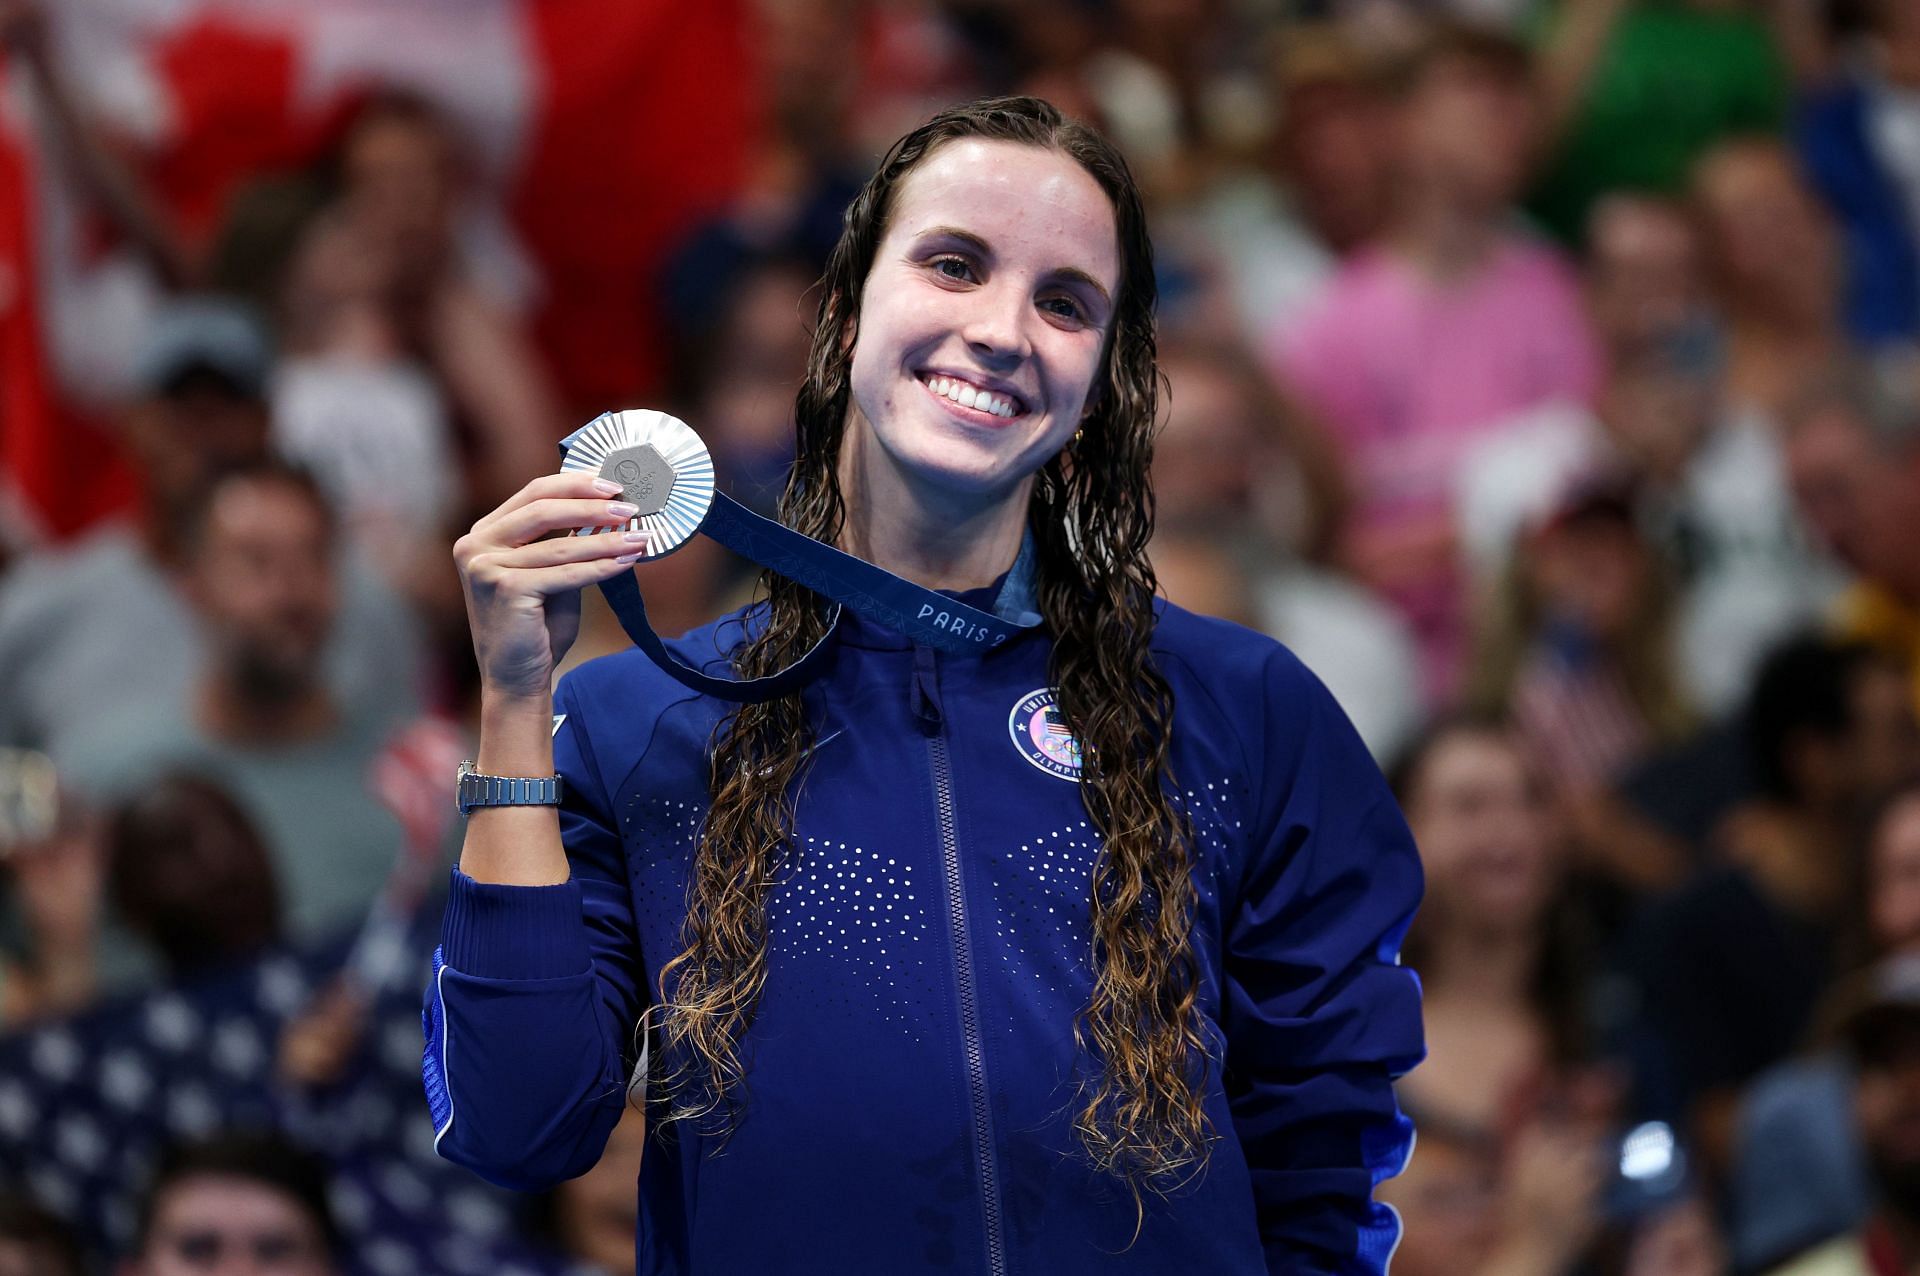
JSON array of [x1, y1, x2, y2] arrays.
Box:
[[1524, 513, 1650, 641], [845, 138, 1122, 513], [1408, 730, 1557, 928], [1155, 357, 1260, 527]]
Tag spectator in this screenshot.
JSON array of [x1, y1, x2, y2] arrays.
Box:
[[122, 1131, 341, 1276], [0, 771, 102, 1025], [1694, 137, 1852, 430], [1274, 20, 1600, 704], [1392, 715, 1600, 1130], [668, 252, 816, 521], [83, 463, 408, 946], [1764, 953, 1920, 1275], [1390, 711, 1726, 1274], [1733, 782, 1920, 1270], [1467, 479, 1689, 802], [106, 774, 284, 985], [1466, 479, 1699, 894], [1625, 634, 1920, 1178], [0, 297, 421, 776], [1459, 193, 1842, 716], [1784, 358, 1920, 717], [523, 1107, 647, 1276], [1378, 1103, 1611, 1276], [1192, 24, 1393, 342], [1530, 0, 1790, 244], [1793, 0, 1920, 347], [270, 92, 562, 519], [0, 1194, 84, 1276], [1457, 193, 1708, 577], [1154, 339, 1421, 761]]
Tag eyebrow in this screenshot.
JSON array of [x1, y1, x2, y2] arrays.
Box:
[[917, 225, 1114, 310]]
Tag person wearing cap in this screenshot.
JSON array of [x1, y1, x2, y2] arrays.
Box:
[[0, 297, 422, 1009], [0, 298, 422, 781]]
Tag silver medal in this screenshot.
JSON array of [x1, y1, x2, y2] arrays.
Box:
[[560, 409, 716, 560]]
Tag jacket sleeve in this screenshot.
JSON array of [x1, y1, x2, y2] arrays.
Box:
[[421, 675, 649, 1190], [1222, 649, 1425, 1274]]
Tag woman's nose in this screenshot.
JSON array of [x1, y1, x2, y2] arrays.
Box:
[[962, 281, 1031, 364]]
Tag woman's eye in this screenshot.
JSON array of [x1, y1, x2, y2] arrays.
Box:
[[1041, 296, 1085, 322], [931, 256, 975, 282]]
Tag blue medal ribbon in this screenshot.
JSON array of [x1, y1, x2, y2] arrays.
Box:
[[559, 411, 1041, 702]]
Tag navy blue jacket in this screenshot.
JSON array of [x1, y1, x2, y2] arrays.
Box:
[[422, 574, 1425, 1275]]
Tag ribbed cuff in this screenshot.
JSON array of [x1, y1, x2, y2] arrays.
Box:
[[440, 867, 592, 980]]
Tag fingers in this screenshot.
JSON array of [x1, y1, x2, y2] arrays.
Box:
[[464, 542, 646, 601], [487, 528, 651, 571], [483, 496, 644, 550], [468, 471, 625, 543]]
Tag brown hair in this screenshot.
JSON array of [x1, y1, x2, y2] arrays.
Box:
[[1383, 19, 1535, 100], [646, 96, 1212, 1201]]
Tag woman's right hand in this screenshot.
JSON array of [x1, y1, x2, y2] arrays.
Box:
[[454, 473, 649, 700]]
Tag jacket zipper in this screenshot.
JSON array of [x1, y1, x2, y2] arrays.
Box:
[[914, 645, 1009, 1276]]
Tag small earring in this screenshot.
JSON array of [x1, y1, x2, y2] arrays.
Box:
[[1071, 428, 1084, 448]]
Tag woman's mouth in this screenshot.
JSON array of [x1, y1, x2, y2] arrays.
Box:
[[919, 372, 1027, 423]]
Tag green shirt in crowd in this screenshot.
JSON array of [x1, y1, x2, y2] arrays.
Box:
[[1529, 0, 1790, 243]]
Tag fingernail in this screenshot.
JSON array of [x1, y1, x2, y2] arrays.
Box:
[[622, 530, 648, 543], [592, 478, 623, 495], [606, 501, 639, 518], [614, 552, 643, 565]]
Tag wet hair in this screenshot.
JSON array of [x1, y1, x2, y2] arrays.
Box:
[[133, 1130, 340, 1261], [647, 96, 1211, 1201]]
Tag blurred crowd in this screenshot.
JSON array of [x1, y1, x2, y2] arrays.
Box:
[[2, 0, 1920, 1273]]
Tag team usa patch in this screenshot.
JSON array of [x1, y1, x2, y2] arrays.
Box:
[[1009, 688, 1083, 781]]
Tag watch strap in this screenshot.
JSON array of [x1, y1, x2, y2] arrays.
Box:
[[456, 762, 563, 816]]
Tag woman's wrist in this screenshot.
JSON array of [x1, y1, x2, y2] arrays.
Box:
[[476, 684, 559, 777]]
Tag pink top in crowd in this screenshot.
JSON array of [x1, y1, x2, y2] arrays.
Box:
[[1273, 232, 1601, 698]]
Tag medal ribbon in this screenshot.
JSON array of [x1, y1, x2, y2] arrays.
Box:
[[559, 412, 1040, 702]]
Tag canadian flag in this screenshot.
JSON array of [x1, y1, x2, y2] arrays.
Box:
[[0, 0, 758, 546]]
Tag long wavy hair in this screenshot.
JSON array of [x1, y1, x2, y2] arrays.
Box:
[[646, 96, 1211, 1201]]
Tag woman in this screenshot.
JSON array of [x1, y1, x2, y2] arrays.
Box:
[[1388, 718, 1724, 1276], [1392, 716, 1594, 1136], [425, 97, 1423, 1274]]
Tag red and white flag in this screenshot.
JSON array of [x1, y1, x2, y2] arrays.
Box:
[[2, 0, 759, 546]]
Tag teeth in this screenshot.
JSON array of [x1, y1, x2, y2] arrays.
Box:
[[929, 374, 1017, 417]]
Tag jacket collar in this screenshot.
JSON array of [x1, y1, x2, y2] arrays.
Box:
[[835, 525, 1043, 652]]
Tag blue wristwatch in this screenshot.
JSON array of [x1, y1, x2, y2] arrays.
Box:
[[455, 760, 563, 817]]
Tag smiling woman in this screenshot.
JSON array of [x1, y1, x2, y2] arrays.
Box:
[[428, 96, 1424, 1276]]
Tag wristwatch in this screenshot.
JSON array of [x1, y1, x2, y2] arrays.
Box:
[[455, 760, 563, 816]]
